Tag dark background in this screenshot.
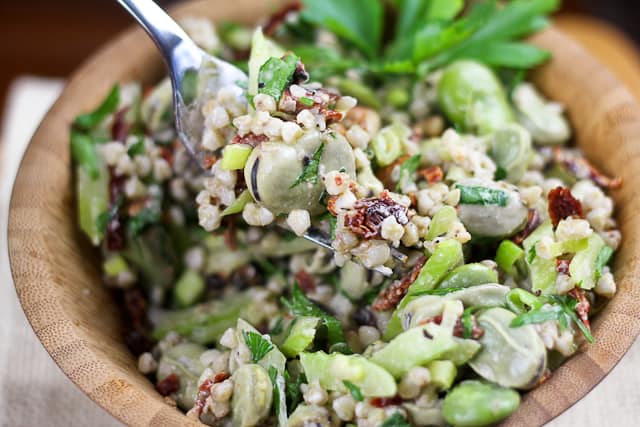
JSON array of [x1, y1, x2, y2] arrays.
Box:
[[0, 0, 638, 119]]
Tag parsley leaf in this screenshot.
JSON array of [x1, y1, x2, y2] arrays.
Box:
[[329, 215, 337, 240], [290, 143, 325, 189], [301, 0, 383, 60], [96, 194, 123, 235], [510, 295, 595, 343], [380, 412, 411, 427], [461, 306, 476, 339], [74, 84, 120, 131], [456, 184, 509, 206], [285, 371, 306, 412], [281, 284, 350, 353], [396, 154, 421, 192], [258, 54, 300, 101], [343, 380, 364, 401], [268, 366, 288, 425], [243, 331, 274, 363], [527, 245, 537, 264], [300, 96, 315, 106], [128, 203, 162, 238], [127, 137, 146, 157]]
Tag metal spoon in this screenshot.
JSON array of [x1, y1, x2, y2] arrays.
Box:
[[116, 0, 408, 275]]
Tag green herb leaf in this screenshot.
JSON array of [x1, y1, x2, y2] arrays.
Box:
[[284, 371, 306, 413], [456, 184, 509, 206], [380, 412, 411, 427], [396, 154, 421, 192], [243, 331, 274, 363], [527, 245, 537, 264], [550, 295, 595, 343], [461, 306, 475, 339], [96, 195, 123, 235], [258, 54, 300, 101], [128, 200, 162, 238], [70, 131, 100, 179], [342, 380, 364, 402], [74, 84, 120, 131], [459, 41, 551, 68], [281, 284, 349, 352], [268, 366, 288, 424], [411, 286, 467, 297], [300, 96, 315, 107], [127, 137, 146, 157], [510, 305, 564, 327], [329, 215, 337, 240], [301, 0, 383, 60], [594, 245, 614, 280], [290, 143, 325, 189]]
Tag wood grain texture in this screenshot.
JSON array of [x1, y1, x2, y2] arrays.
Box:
[[6, 1, 640, 426]]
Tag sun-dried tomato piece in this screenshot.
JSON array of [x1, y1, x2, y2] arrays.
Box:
[[568, 288, 591, 330], [344, 193, 410, 239], [417, 166, 444, 184], [548, 187, 584, 227], [295, 269, 316, 294], [156, 373, 180, 396], [111, 107, 130, 142], [231, 132, 269, 147], [370, 396, 403, 408], [320, 108, 343, 124], [512, 209, 541, 245], [372, 256, 426, 312], [553, 147, 622, 190]]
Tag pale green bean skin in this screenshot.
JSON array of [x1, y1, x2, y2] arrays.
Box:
[[439, 263, 498, 289], [437, 60, 514, 135], [442, 380, 520, 427]]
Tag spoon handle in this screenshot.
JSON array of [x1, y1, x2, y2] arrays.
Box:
[[116, 0, 202, 81]]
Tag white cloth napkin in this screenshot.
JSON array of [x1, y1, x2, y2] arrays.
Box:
[[0, 77, 638, 426]]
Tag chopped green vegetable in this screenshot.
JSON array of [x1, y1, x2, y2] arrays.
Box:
[[258, 54, 300, 101], [396, 154, 421, 192], [523, 220, 557, 294], [268, 366, 288, 427], [95, 194, 122, 236], [300, 351, 397, 397], [103, 255, 129, 277], [461, 306, 476, 339], [301, 0, 382, 60], [243, 331, 275, 364], [427, 359, 457, 390], [495, 240, 525, 276], [570, 233, 606, 289], [70, 131, 100, 179], [456, 184, 509, 206], [595, 245, 614, 280], [74, 84, 120, 131], [76, 161, 109, 245], [342, 380, 364, 402], [372, 323, 456, 379], [281, 284, 348, 352], [299, 97, 315, 107], [221, 144, 253, 170], [439, 263, 498, 289], [221, 189, 254, 216], [281, 317, 319, 357], [425, 206, 458, 240], [290, 143, 325, 189], [173, 269, 205, 308], [371, 123, 409, 167]]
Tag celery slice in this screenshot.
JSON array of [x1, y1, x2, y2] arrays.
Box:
[[425, 206, 458, 240], [371, 123, 409, 166], [570, 233, 606, 290], [523, 220, 557, 294], [221, 144, 253, 170], [76, 162, 109, 246], [281, 317, 320, 358], [173, 269, 205, 308], [495, 240, 524, 276]]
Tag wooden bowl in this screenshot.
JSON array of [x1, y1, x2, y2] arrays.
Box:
[[8, 1, 640, 425]]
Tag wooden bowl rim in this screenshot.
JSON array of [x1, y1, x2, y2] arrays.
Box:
[[8, 1, 640, 425]]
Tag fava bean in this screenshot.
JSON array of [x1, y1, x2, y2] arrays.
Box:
[[512, 82, 571, 145], [157, 342, 206, 410], [438, 60, 514, 135], [232, 364, 273, 427], [442, 380, 520, 427], [439, 263, 498, 289]]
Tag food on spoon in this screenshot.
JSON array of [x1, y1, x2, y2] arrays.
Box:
[[70, 1, 622, 425]]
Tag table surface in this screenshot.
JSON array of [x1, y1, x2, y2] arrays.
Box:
[[2, 16, 640, 427]]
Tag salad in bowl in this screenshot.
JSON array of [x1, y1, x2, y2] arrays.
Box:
[[69, 0, 622, 426]]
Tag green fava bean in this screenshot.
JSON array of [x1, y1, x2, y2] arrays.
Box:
[[232, 364, 273, 427], [469, 307, 547, 390], [438, 60, 514, 135], [244, 131, 355, 215], [156, 342, 206, 410], [442, 380, 520, 427], [439, 263, 498, 289], [489, 123, 532, 183]]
